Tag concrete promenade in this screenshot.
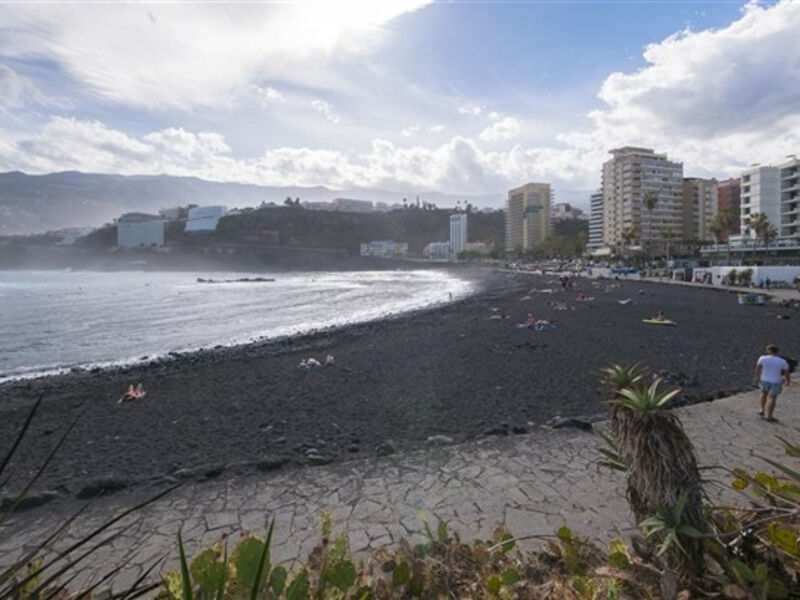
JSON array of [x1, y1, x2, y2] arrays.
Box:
[[2, 386, 799, 592]]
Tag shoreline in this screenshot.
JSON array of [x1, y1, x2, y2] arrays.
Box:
[[1, 269, 797, 510], [0, 267, 482, 384]]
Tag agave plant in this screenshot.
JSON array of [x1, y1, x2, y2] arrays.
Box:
[[612, 380, 707, 583], [600, 363, 648, 466], [600, 362, 647, 395]]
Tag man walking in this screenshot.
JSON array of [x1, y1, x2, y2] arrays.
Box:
[[754, 344, 791, 422]]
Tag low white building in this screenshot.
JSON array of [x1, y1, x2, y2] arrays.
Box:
[[117, 213, 165, 248], [360, 240, 409, 258], [692, 265, 800, 286], [423, 241, 451, 261], [185, 205, 227, 232]]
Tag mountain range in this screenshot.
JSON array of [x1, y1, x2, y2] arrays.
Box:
[[0, 170, 591, 235]]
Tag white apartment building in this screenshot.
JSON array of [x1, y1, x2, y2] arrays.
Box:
[[681, 178, 718, 242], [449, 212, 468, 256], [738, 165, 781, 240], [779, 156, 799, 240], [505, 183, 551, 252], [117, 213, 165, 248], [601, 147, 683, 248], [588, 190, 603, 252]]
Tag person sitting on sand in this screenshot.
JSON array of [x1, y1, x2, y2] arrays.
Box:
[[652, 310, 667, 322], [522, 313, 537, 327]]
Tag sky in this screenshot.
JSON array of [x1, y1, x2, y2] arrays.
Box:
[[0, 0, 798, 206]]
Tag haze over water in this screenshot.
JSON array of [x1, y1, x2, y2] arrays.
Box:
[[0, 270, 471, 381]]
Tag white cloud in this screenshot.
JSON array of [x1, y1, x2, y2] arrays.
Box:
[[2, 1, 800, 196], [561, 0, 800, 179], [250, 85, 284, 108], [0, 64, 71, 110], [0, 1, 432, 110], [310, 99, 341, 124], [401, 125, 420, 137], [479, 117, 520, 142], [0, 117, 559, 194], [458, 104, 483, 116]]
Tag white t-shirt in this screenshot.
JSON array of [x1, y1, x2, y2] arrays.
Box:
[[757, 355, 789, 383]]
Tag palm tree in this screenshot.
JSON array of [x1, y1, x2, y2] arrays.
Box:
[[642, 191, 658, 272], [660, 228, 678, 268], [710, 207, 736, 263], [620, 226, 637, 254], [751, 212, 778, 257], [749, 212, 770, 261]]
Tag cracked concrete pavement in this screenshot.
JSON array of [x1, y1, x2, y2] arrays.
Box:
[[2, 386, 798, 592]]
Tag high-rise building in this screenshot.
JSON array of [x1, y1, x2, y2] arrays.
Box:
[[449, 212, 468, 257], [504, 183, 551, 252], [717, 178, 741, 237], [681, 178, 718, 242], [601, 147, 683, 248], [587, 190, 603, 252], [739, 165, 781, 240], [779, 156, 799, 240]]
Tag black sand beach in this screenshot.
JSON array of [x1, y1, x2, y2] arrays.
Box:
[[1, 270, 798, 506]]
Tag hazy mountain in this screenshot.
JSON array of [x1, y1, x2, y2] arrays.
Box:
[[0, 171, 506, 235]]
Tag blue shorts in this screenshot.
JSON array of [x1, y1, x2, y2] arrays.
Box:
[[761, 381, 783, 397]]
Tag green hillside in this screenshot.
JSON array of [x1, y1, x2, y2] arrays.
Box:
[[215, 206, 504, 254]]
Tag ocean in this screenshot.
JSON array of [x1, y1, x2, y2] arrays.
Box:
[[0, 269, 472, 381]]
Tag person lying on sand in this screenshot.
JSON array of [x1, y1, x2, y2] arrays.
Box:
[[119, 383, 145, 403]]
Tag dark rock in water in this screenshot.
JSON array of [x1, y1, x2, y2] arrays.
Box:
[[548, 417, 593, 431], [172, 468, 195, 479], [426, 435, 453, 446], [274, 437, 288, 444], [375, 440, 397, 456], [256, 456, 288, 472], [715, 390, 728, 399], [1, 490, 59, 512], [482, 424, 510, 436], [70, 367, 85, 373], [511, 425, 528, 435], [76, 479, 128, 499], [347, 444, 360, 453]]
